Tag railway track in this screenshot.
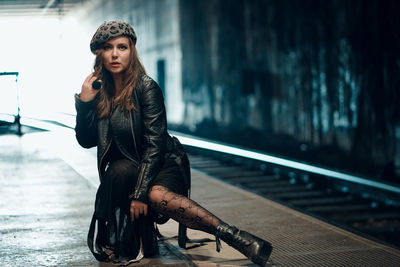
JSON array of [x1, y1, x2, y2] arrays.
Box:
[[184, 146, 400, 249]]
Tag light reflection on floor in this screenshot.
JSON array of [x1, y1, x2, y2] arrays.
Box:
[[0, 132, 97, 266]]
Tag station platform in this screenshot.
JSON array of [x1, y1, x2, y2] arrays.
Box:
[[1, 127, 400, 266]]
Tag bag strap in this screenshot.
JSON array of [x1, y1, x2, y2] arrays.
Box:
[[87, 213, 109, 262]]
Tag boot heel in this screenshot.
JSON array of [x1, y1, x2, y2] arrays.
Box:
[[215, 222, 273, 267]]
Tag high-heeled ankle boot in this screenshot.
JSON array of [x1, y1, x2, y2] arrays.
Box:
[[214, 222, 272, 267]]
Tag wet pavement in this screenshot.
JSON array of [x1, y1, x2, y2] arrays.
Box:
[[0, 133, 97, 266], [0, 132, 190, 266], [1, 128, 400, 266]]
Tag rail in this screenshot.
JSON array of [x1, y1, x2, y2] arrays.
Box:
[[170, 131, 400, 194]]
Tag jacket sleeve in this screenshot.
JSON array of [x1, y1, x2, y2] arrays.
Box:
[[74, 93, 98, 148], [130, 78, 167, 203]]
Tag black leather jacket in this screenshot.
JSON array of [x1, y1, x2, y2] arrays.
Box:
[[74, 75, 190, 203]]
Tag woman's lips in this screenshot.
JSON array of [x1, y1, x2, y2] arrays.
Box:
[[111, 62, 120, 67]]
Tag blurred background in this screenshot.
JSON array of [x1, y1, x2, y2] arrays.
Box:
[[1, 0, 399, 184]]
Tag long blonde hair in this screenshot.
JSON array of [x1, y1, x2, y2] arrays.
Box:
[[93, 38, 146, 118]]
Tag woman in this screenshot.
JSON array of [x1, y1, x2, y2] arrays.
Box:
[[75, 20, 272, 266]]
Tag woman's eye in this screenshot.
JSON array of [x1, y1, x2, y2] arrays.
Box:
[[103, 46, 111, 50], [119, 45, 127, 50]]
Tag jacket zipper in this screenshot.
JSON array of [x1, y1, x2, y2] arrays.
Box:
[[129, 110, 143, 198], [133, 163, 146, 198], [129, 111, 140, 160], [98, 139, 112, 182], [98, 100, 115, 183]]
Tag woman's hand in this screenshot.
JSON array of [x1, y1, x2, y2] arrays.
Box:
[[80, 73, 100, 102], [130, 200, 148, 221]]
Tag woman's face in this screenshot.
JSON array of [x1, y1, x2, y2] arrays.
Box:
[[102, 36, 131, 77]]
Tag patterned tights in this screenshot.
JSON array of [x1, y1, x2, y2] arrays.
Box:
[[148, 185, 221, 234]]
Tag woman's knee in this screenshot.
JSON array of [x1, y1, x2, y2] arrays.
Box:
[[148, 185, 168, 204]]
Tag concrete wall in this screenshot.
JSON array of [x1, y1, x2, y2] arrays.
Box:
[[67, 0, 400, 180], [177, 0, 400, 180]]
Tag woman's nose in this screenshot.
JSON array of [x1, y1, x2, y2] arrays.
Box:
[[111, 47, 118, 58]]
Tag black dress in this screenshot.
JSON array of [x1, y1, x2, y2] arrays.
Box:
[[88, 106, 187, 263]]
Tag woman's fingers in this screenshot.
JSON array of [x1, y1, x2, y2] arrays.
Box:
[[143, 205, 148, 216], [88, 75, 99, 88], [80, 73, 100, 102], [83, 73, 97, 89], [130, 204, 137, 221], [134, 207, 140, 219], [85, 73, 97, 90], [130, 200, 148, 222], [83, 72, 92, 84]]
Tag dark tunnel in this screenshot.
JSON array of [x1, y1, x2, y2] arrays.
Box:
[[1, 0, 400, 266]]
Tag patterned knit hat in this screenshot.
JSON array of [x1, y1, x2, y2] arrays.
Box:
[[90, 20, 137, 53]]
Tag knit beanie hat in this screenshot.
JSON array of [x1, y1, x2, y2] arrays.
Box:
[[90, 20, 137, 53]]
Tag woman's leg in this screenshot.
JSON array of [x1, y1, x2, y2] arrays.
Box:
[[148, 185, 272, 267], [148, 185, 221, 234]]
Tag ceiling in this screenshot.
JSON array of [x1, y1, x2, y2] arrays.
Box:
[[0, 0, 86, 17]]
